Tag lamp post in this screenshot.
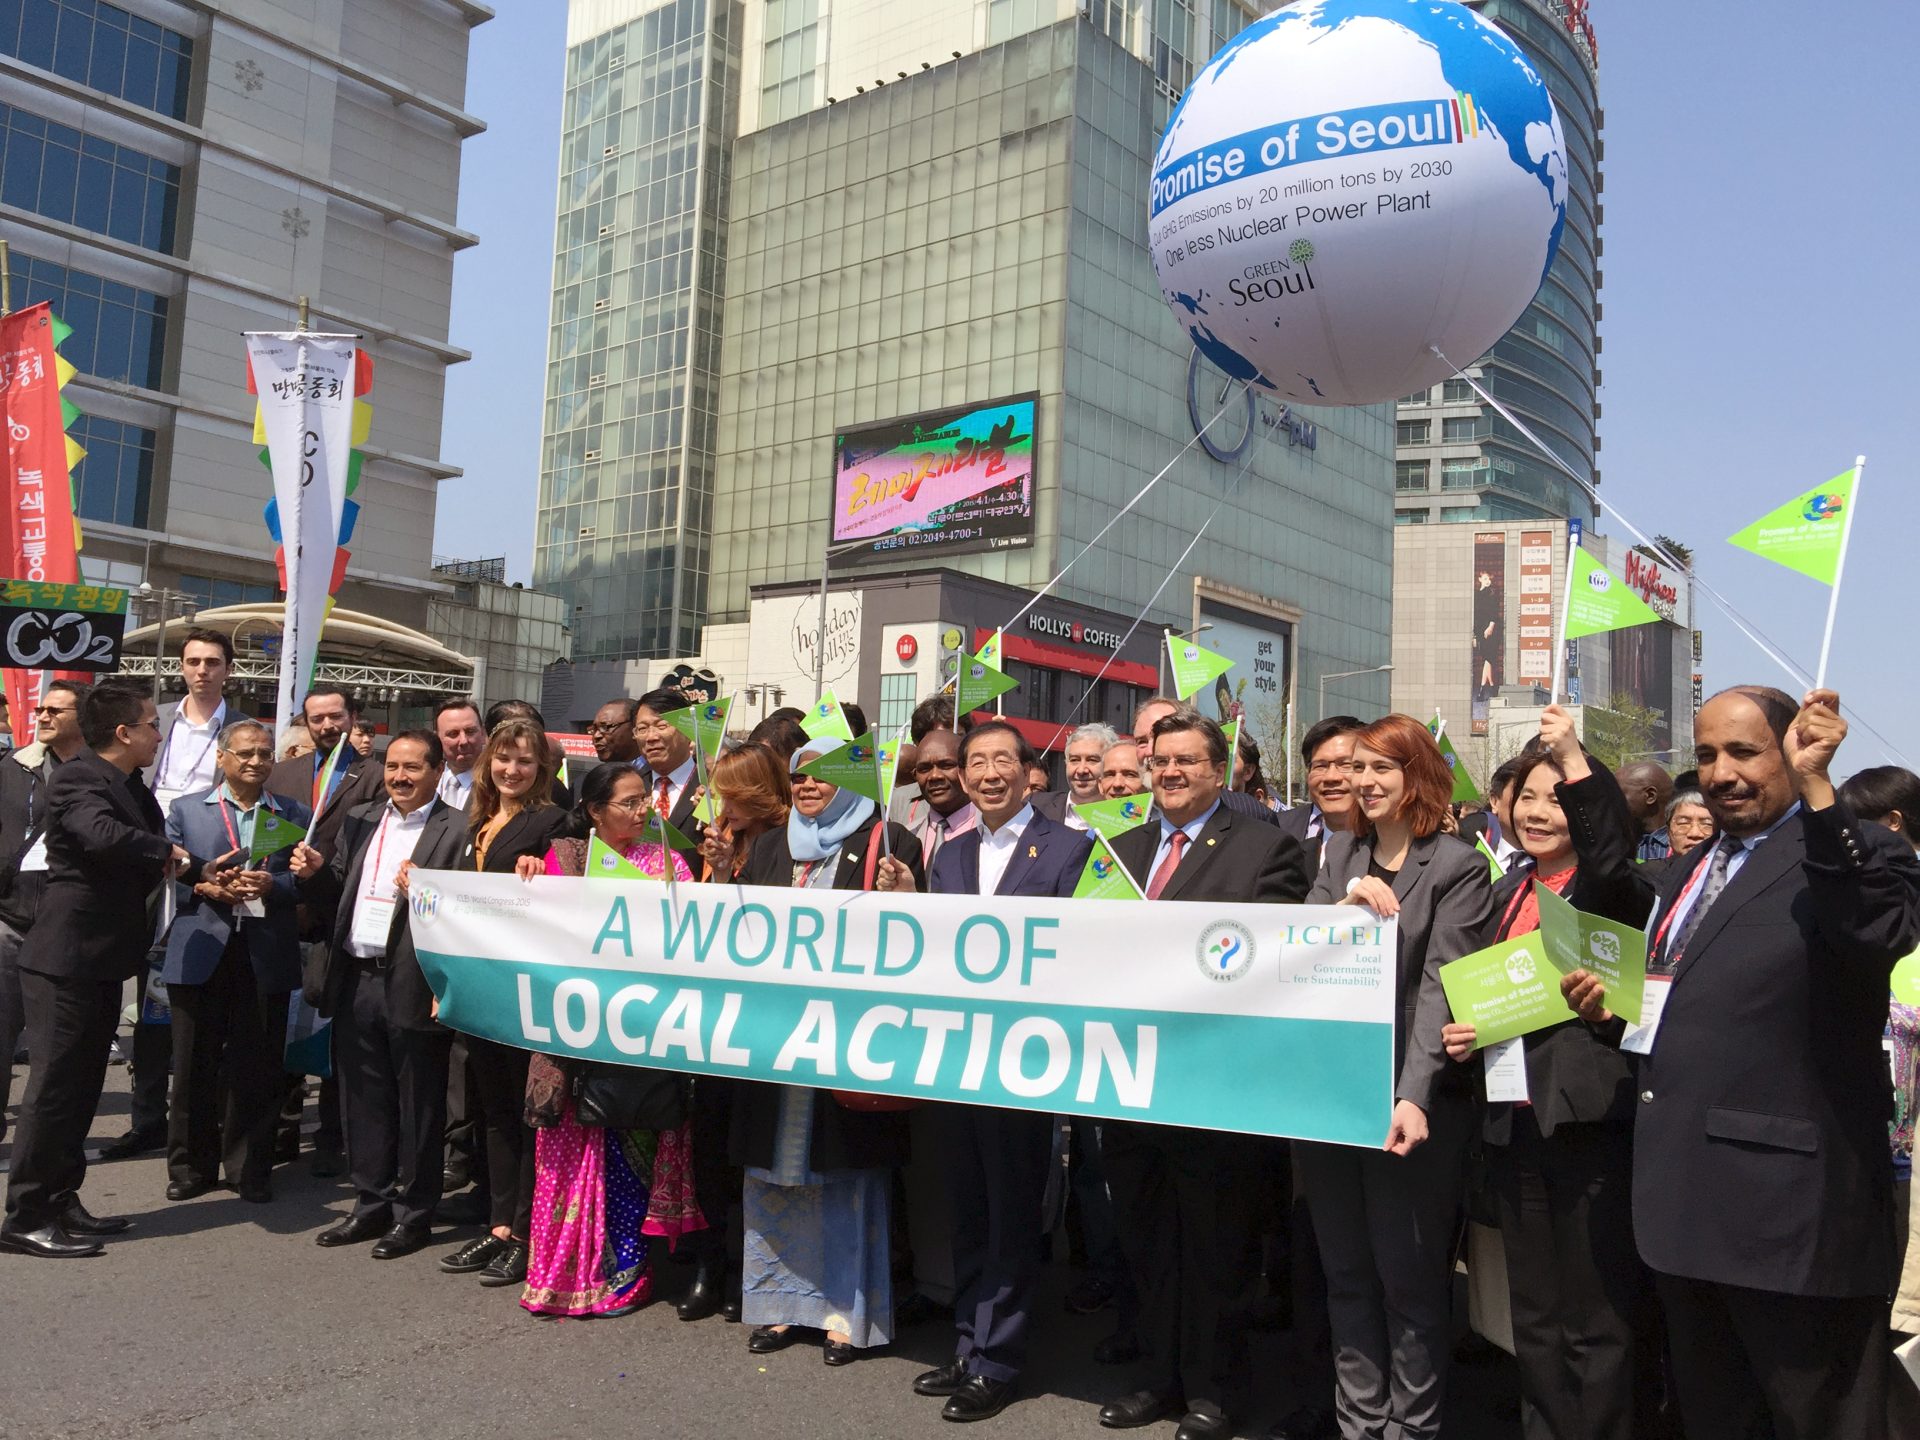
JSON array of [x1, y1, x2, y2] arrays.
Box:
[[813, 538, 878, 697], [1316, 663, 1394, 723], [1157, 622, 1213, 697]]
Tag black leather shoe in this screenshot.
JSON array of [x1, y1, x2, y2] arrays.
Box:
[[316, 1212, 390, 1247], [1092, 1330, 1142, 1365], [96, 1126, 165, 1161], [676, 1257, 724, 1321], [942, 1375, 1016, 1423], [823, 1338, 859, 1366], [1265, 1405, 1337, 1440], [237, 1180, 272, 1205], [747, 1324, 804, 1354], [914, 1357, 969, 1397], [719, 1288, 743, 1323], [1065, 1275, 1116, 1314], [165, 1178, 215, 1202], [0, 1222, 103, 1258], [1175, 1410, 1232, 1440], [308, 1147, 344, 1179], [1099, 1391, 1185, 1429], [60, 1200, 132, 1235], [440, 1234, 509, 1274], [371, 1223, 431, 1260], [477, 1241, 528, 1286]]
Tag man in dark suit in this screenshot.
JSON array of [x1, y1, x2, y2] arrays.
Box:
[[291, 730, 465, 1260], [1133, 697, 1280, 830], [0, 682, 192, 1258], [1565, 685, 1920, 1440], [160, 719, 311, 1204], [630, 686, 707, 843], [1100, 707, 1312, 1440], [1275, 715, 1365, 880], [875, 719, 1094, 1423]]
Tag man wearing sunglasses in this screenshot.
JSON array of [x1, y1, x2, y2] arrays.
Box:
[[0, 681, 91, 1144]]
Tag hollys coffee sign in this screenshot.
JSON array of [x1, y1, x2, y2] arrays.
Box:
[[1026, 611, 1123, 651]]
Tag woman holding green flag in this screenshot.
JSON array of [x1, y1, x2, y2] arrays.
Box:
[[1440, 706, 1655, 1440]]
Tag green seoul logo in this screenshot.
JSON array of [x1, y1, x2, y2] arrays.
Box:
[[1288, 239, 1315, 265], [1195, 920, 1257, 983]]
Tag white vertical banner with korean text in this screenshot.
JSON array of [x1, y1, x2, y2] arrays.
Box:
[[245, 332, 355, 734]]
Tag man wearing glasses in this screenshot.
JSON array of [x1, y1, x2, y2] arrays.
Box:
[[1276, 715, 1367, 873], [0, 681, 91, 1144], [586, 697, 642, 765]]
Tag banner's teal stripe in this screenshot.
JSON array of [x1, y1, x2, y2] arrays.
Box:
[[417, 948, 1391, 1148]]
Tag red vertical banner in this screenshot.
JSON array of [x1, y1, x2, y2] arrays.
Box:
[[0, 303, 84, 743]]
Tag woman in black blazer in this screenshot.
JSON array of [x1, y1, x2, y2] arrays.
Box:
[[730, 737, 922, 1365], [1442, 706, 1651, 1440], [434, 718, 567, 1288], [1300, 714, 1497, 1440]]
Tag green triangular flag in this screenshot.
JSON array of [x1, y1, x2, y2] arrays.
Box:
[[797, 737, 895, 805], [1535, 883, 1646, 1025], [1073, 833, 1144, 900], [955, 652, 1018, 715], [1075, 792, 1154, 839], [1726, 469, 1855, 585], [803, 688, 854, 741], [1564, 547, 1662, 639], [1168, 635, 1234, 701], [873, 730, 904, 812], [1220, 716, 1241, 767], [61, 397, 81, 428], [1434, 727, 1482, 804], [666, 695, 733, 763], [649, 807, 699, 853], [250, 810, 307, 859], [692, 788, 722, 825], [1474, 834, 1505, 881], [50, 313, 73, 347], [976, 629, 1004, 672], [586, 832, 647, 879]]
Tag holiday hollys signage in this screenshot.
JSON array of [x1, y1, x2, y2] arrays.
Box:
[[0, 302, 87, 744], [245, 333, 372, 735]]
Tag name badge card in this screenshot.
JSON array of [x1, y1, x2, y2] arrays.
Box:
[[350, 895, 397, 952]]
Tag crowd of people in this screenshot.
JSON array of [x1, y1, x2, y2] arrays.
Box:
[[0, 624, 1916, 1440]]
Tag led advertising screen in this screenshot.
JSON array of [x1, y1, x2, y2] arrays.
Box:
[[830, 395, 1036, 566]]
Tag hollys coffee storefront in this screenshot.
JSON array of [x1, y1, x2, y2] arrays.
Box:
[[745, 569, 1160, 759]]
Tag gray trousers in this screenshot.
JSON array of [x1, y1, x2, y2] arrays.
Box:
[[1295, 1096, 1472, 1440], [0, 918, 24, 1143]]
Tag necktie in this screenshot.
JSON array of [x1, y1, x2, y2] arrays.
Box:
[[924, 812, 945, 868], [1658, 835, 1740, 973], [1146, 830, 1188, 901], [657, 777, 673, 823]]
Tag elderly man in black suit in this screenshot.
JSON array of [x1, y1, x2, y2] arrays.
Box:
[[1565, 685, 1920, 1440], [876, 720, 1094, 1424], [0, 682, 193, 1258], [292, 730, 466, 1260], [1101, 707, 1312, 1440]]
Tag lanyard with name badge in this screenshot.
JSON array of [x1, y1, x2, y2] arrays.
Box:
[[216, 797, 269, 919], [1623, 849, 1723, 1055], [158, 709, 220, 794], [349, 809, 404, 952]]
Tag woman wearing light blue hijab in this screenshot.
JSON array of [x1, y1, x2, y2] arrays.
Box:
[[731, 736, 924, 1364]]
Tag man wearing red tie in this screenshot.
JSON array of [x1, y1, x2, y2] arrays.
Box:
[[631, 687, 706, 845], [1101, 707, 1312, 1439]]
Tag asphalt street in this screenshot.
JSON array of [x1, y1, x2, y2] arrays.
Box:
[[0, 1060, 1521, 1440]]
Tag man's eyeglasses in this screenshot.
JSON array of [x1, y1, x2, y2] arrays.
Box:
[[31, 706, 74, 719], [585, 722, 624, 735], [1144, 753, 1214, 773], [223, 748, 276, 763], [1307, 760, 1356, 776]]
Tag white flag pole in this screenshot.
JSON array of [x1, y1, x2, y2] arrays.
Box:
[[1548, 529, 1580, 705], [1813, 455, 1865, 691]]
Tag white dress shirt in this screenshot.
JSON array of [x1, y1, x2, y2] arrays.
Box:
[[976, 803, 1035, 897], [345, 802, 433, 958], [638, 755, 697, 816], [153, 700, 229, 812], [1651, 802, 1802, 943], [438, 764, 475, 811]]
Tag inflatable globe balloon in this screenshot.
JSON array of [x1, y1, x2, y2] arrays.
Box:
[[1150, 0, 1567, 408]]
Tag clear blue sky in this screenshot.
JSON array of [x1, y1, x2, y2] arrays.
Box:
[[435, 1, 1917, 765]]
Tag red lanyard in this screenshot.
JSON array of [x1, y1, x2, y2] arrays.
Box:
[[1648, 848, 1719, 962], [363, 810, 398, 899]]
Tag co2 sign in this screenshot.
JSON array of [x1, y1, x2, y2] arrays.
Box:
[[0, 580, 130, 673]]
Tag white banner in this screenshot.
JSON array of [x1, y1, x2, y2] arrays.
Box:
[[245, 332, 355, 735]]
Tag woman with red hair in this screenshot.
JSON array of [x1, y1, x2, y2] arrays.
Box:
[[1297, 712, 1496, 1440]]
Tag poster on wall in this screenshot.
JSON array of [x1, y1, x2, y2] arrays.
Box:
[[831, 395, 1036, 566], [1515, 529, 1556, 695], [1470, 532, 1507, 735], [1196, 598, 1293, 743]]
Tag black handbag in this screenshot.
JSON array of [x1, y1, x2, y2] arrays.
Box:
[[572, 1062, 689, 1131]]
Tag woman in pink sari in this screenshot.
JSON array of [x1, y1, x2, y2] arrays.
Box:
[[513, 762, 705, 1318]]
